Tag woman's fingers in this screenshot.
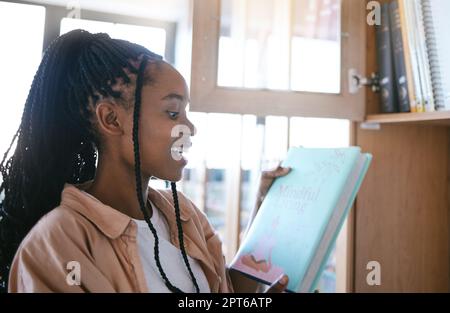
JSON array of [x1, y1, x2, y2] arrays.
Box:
[[266, 274, 289, 293], [255, 164, 292, 210], [262, 166, 291, 179]]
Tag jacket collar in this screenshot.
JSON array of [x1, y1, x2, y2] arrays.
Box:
[[60, 182, 192, 239], [61, 183, 221, 292]]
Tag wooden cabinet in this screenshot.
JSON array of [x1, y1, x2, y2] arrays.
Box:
[[354, 123, 449, 292], [352, 0, 449, 292]]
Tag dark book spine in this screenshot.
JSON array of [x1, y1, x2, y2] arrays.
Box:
[[389, 0, 411, 112], [376, 3, 398, 113]]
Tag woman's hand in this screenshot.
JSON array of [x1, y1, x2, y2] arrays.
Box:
[[228, 269, 289, 293], [265, 274, 289, 293], [255, 163, 292, 211]]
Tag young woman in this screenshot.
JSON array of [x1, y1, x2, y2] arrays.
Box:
[[0, 30, 290, 293]]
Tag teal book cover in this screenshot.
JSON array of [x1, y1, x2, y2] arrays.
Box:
[[230, 147, 372, 292]]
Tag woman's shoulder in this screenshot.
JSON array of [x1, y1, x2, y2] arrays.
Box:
[[17, 205, 96, 255], [8, 205, 114, 292]]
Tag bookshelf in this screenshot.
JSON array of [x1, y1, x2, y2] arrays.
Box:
[[353, 0, 450, 292], [365, 111, 450, 126]]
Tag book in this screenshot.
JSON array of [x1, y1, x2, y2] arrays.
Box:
[[398, 0, 422, 113], [412, 0, 435, 112], [379, 0, 449, 113], [376, 3, 398, 113], [421, 0, 450, 110], [389, 0, 411, 112], [230, 147, 372, 293]]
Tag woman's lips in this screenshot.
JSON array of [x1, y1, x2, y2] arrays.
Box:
[[170, 141, 192, 164]]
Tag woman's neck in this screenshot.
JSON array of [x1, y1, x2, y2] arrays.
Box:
[[84, 153, 151, 220]]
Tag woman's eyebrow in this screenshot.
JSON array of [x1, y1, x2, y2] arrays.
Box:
[[161, 93, 189, 102]]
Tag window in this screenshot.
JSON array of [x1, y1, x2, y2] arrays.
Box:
[[60, 18, 167, 56], [180, 111, 350, 292], [190, 0, 367, 119], [0, 2, 45, 157], [218, 0, 341, 93]]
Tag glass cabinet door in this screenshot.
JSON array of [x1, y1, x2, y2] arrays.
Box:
[[218, 0, 341, 94], [190, 0, 367, 120]]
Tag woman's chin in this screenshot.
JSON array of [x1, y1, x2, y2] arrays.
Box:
[[155, 157, 188, 182], [170, 172, 183, 182], [172, 158, 188, 180], [161, 168, 185, 183]]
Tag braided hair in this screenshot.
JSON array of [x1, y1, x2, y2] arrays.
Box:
[[0, 29, 199, 293]]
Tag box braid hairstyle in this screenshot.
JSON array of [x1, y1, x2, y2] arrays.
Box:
[[0, 29, 199, 293]]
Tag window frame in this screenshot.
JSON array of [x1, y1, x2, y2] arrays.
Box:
[[190, 0, 367, 120], [6, 0, 177, 63]]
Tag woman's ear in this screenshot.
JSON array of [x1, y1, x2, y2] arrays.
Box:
[[95, 101, 125, 137]]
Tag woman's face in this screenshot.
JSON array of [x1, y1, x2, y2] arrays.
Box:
[[116, 61, 196, 182]]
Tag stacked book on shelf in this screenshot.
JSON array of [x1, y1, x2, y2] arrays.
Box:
[[376, 0, 450, 113]]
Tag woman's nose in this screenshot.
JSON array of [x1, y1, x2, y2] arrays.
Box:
[[186, 118, 197, 137]]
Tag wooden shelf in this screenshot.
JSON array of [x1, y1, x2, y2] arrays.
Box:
[[364, 111, 450, 126]]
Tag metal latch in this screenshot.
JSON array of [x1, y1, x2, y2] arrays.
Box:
[[349, 69, 380, 94]]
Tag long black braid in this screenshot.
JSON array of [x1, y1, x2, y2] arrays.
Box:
[[0, 29, 198, 293], [132, 55, 199, 293], [171, 182, 201, 292]]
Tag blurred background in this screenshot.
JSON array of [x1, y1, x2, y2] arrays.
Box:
[[0, 0, 349, 292]]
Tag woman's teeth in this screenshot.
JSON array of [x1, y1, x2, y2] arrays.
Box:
[[171, 146, 187, 161], [171, 142, 191, 161]]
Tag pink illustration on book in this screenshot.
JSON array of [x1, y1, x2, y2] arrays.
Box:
[[233, 216, 285, 282]]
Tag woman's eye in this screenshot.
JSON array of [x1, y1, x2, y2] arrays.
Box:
[[167, 111, 179, 119]]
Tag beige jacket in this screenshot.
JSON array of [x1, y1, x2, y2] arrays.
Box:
[[8, 183, 234, 293]]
